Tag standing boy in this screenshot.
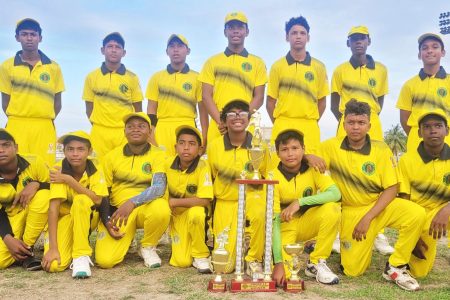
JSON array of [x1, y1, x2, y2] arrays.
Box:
[[398, 109, 450, 277], [167, 125, 213, 273], [146, 34, 207, 155], [396, 33, 450, 151], [0, 129, 49, 270], [198, 12, 267, 143], [267, 16, 329, 153], [0, 18, 65, 166], [83, 32, 143, 159], [41, 131, 109, 278], [320, 100, 426, 291], [271, 129, 340, 286]]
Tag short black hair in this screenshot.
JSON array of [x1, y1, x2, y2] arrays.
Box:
[[15, 19, 42, 36], [344, 99, 371, 119], [419, 113, 448, 127], [285, 16, 310, 35], [0, 130, 15, 144], [220, 100, 250, 122], [275, 130, 304, 151], [62, 136, 92, 149], [103, 32, 125, 48], [176, 128, 202, 146]]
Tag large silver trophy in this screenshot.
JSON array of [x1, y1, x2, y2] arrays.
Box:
[[247, 110, 264, 180]]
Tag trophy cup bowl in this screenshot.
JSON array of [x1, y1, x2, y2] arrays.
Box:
[[248, 147, 264, 180], [283, 243, 305, 292]]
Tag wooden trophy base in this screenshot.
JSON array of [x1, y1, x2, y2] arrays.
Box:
[[208, 279, 227, 292], [230, 279, 277, 292], [283, 279, 305, 293]]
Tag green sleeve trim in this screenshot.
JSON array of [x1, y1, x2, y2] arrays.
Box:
[[298, 184, 341, 206]]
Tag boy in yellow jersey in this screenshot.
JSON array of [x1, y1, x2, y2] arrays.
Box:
[[331, 26, 392, 255], [331, 26, 388, 141], [320, 100, 426, 291], [267, 16, 329, 153], [41, 131, 110, 278], [83, 32, 143, 159], [167, 125, 213, 273], [271, 129, 340, 286], [396, 33, 450, 151], [95, 112, 170, 269], [207, 100, 268, 277], [146, 34, 207, 156], [0, 129, 49, 270], [198, 12, 267, 144], [0, 18, 65, 166], [398, 109, 450, 277]]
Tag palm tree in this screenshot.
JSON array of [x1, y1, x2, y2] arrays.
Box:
[[384, 124, 407, 161]]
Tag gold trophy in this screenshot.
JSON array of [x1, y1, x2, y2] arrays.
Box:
[[247, 110, 264, 180], [283, 243, 305, 292], [208, 227, 230, 292]]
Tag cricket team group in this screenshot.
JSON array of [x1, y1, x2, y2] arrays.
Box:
[[0, 11, 448, 293]]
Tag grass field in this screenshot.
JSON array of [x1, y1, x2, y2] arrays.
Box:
[[0, 230, 448, 299]]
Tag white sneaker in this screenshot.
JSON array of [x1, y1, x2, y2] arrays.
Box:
[[332, 235, 341, 254], [193, 257, 213, 274], [139, 246, 161, 268], [383, 263, 420, 291], [246, 261, 264, 280], [70, 256, 93, 279], [374, 233, 394, 255], [305, 259, 339, 285]]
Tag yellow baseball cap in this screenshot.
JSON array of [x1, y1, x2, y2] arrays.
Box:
[[167, 34, 189, 48], [225, 12, 248, 25], [348, 25, 369, 37], [123, 112, 152, 127], [16, 18, 41, 33], [418, 33, 444, 48], [175, 125, 203, 145], [0, 128, 16, 142], [417, 109, 448, 126], [58, 130, 91, 144]]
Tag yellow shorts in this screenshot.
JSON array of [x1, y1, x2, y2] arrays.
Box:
[[90, 124, 127, 160], [155, 118, 196, 157], [271, 118, 320, 153], [6, 116, 56, 166]]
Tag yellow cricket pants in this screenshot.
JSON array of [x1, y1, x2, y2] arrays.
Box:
[[6, 116, 56, 166], [155, 118, 196, 157], [280, 202, 341, 277], [0, 189, 49, 269], [90, 124, 127, 160], [95, 198, 170, 269], [169, 206, 210, 267], [213, 191, 266, 274], [337, 113, 383, 141], [409, 203, 450, 278], [271, 118, 321, 153], [340, 198, 426, 277], [43, 195, 99, 272]]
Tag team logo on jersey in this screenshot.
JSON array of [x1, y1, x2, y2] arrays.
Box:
[[119, 83, 129, 94], [40, 72, 50, 82], [182, 82, 192, 92], [186, 184, 198, 194], [204, 172, 212, 186], [241, 62, 252, 72], [362, 161, 376, 175], [368, 78, 377, 87], [443, 173, 450, 185], [141, 162, 152, 174], [437, 87, 447, 98], [342, 240, 351, 250], [172, 234, 180, 244], [22, 176, 33, 187], [304, 72, 314, 82], [303, 187, 313, 197], [244, 161, 254, 173]]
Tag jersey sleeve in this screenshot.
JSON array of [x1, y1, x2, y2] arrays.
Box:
[[0, 62, 12, 94], [377, 64, 388, 97], [151, 148, 167, 174], [397, 155, 411, 195], [196, 160, 214, 200], [130, 75, 144, 103], [379, 146, 399, 189], [50, 183, 68, 201], [198, 58, 215, 85], [396, 81, 412, 111], [331, 66, 343, 94], [254, 58, 268, 87], [100, 156, 113, 188], [267, 62, 280, 99], [53, 63, 65, 93], [90, 168, 109, 197], [313, 169, 335, 192], [317, 63, 330, 99], [32, 156, 50, 183], [195, 78, 202, 102], [82, 73, 95, 102], [145, 73, 159, 101]]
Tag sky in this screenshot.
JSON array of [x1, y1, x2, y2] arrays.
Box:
[[0, 0, 449, 140]]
